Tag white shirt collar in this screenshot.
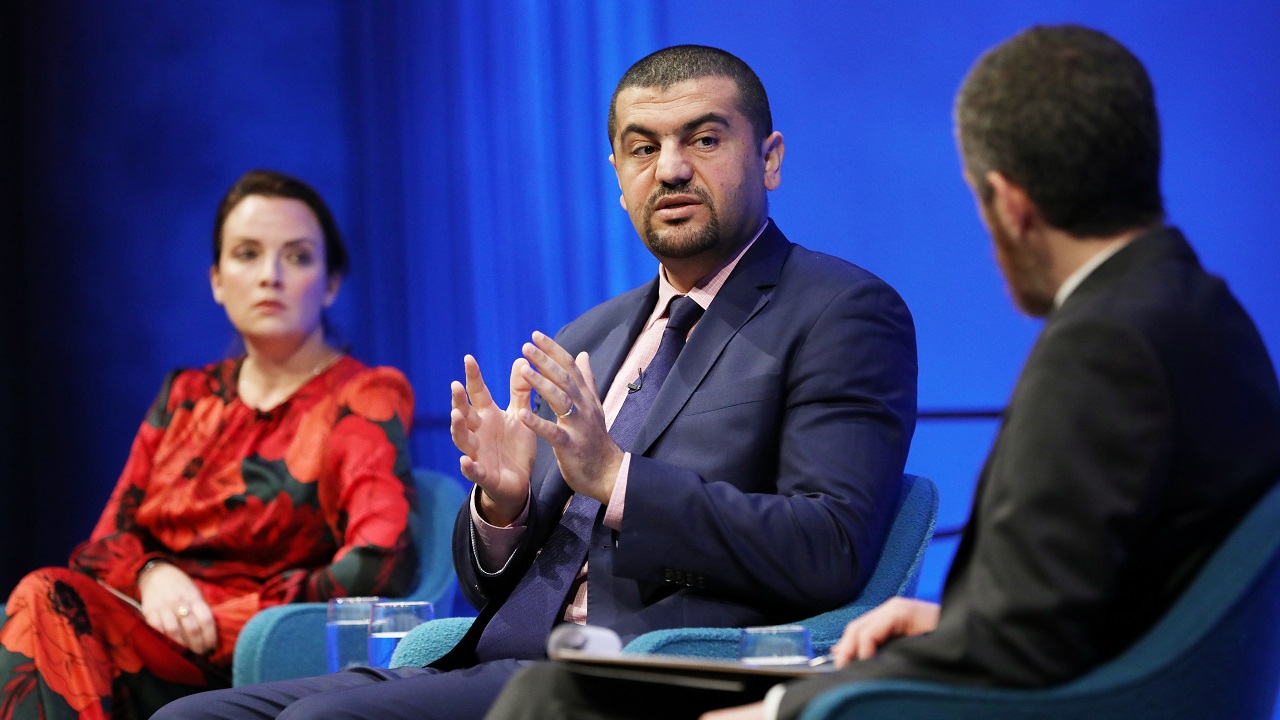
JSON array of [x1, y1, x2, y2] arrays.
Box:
[[1053, 239, 1132, 309]]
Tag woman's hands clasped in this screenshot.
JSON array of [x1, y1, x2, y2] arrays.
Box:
[[137, 561, 218, 655]]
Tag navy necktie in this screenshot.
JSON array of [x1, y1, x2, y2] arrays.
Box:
[[474, 295, 705, 661]]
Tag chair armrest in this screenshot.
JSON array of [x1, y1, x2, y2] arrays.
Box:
[[621, 627, 742, 659], [801, 602, 880, 653], [233, 603, 328, 687], [390, 616, 476, 668], [797, 679, 1107, 720]]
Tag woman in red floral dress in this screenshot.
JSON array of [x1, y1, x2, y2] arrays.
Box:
[[0, 170, 419, 720]]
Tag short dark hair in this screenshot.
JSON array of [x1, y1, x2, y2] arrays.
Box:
[[212, 169, 349, 278], [608, 45, 772, 146], [955, 25, 1164, 236]]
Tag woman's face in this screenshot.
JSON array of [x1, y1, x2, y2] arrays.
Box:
[[210, 195, 339, 346]]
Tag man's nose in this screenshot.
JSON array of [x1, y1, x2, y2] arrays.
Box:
[[655, 142, 693, 187]]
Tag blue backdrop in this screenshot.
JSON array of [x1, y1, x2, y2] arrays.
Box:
[[2, 0, 1277, 665]]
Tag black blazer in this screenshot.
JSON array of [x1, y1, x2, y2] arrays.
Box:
[[781, 226, 1280, 717]]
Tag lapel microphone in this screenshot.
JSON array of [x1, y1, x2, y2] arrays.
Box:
[[627, 369, 644, 393]]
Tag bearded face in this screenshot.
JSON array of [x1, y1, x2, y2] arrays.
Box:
[[980, 192, 1056, 317]]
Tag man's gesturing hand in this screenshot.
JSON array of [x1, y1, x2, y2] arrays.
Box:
[[450, 354, 537, 526], [518, 332, 624, 504]]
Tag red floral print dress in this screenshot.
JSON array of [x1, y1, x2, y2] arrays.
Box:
[[0, 356, 418, 720]]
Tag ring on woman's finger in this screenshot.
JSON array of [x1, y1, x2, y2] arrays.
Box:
[[555, 402, 576, 419], [176, 605, 191, 618]]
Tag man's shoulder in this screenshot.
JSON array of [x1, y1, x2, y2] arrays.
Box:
[[779, 241, 893, 290], [1051, 227, 1239, 343], [554, 280, 655, 346]]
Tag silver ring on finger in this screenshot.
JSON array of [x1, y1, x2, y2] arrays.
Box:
[[555, 402, 576, 419]]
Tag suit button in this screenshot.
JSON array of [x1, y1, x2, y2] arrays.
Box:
[[663, 569, 674, 582], [696, 576, 705, 588]]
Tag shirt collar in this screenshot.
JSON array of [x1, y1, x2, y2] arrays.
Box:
[[1053, 238, 1132, 309]]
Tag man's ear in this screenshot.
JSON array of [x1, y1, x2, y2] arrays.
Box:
[[986, 171, 1037, 240], [761, 132, 784, 191], [609, 153, 627, 210], [210, 265, 224, 305]]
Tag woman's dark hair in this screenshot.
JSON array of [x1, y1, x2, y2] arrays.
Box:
[[212, 169, 349, 278]]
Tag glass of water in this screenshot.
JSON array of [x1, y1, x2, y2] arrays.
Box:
[[367, 600, 434, 668], [737, 625, 814, 666], [326, 597, 383, 673]]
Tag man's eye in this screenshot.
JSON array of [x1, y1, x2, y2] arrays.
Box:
[[694, 136, 718, 148], [634, 145, 656, 157]]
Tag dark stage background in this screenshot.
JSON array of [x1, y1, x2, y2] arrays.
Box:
[[2, 0, 1278, 679]]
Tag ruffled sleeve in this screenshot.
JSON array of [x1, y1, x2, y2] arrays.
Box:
[[70, 369, 187, 598]]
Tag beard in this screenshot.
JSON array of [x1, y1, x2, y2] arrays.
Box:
[[992, 223, 1055, 317], [641, 184, 721, 259], [981, 197, 1055, 317]]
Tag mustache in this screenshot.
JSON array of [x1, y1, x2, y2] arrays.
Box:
[[644, 184, 714, 214]]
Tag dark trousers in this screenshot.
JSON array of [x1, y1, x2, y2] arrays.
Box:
[[152, 660, 529, 720], [484, 662, 772, 720]]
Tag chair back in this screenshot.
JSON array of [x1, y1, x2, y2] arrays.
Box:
[[404, 468, 466, 606], [231, 468, 465, 686], [622, 473, 938, 657], [790, 473, 938, 652], [801, 478, 1280, 720]]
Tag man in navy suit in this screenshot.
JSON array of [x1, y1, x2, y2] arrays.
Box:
[[484, 24, 1280, 720], [155, 45, 916, 720]]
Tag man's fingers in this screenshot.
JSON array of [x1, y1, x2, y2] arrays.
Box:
[[509, 358, 534, 413], [450, 408, 480, 455], [520, 361, 573, 417], [450, 380, 476, 420], [525, 334, 587, 400], [531, 331, 577, 369], [520, 407, 569, 446], [462, 355, 493, 407], [459, 456, 487, 487], [856, 629, 881, 660], [576, 352, 595, 389]]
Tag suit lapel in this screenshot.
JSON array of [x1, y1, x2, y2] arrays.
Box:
[[533, 281, 657, 510], [628, 221, 792, 455]]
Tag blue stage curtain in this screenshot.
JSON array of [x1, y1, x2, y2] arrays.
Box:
[[338, 1, 665, 469]]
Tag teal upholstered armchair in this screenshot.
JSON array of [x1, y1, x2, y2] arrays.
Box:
[[798, 479, 1280, 720], [232, 468, 466, 686], [388, 473, 938, 668]]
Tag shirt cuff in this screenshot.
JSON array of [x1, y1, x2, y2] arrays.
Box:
[[469, 486, 530, 573], [602, 452, 631, 531], [763, 683, 787, 720]]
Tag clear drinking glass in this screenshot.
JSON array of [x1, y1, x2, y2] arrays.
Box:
[[326, 597, 383, 673], [367, 600, 434, 668], [737, 625, 814, 666]]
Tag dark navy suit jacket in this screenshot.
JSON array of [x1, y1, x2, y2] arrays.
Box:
[[436, 220, 918, 668]]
